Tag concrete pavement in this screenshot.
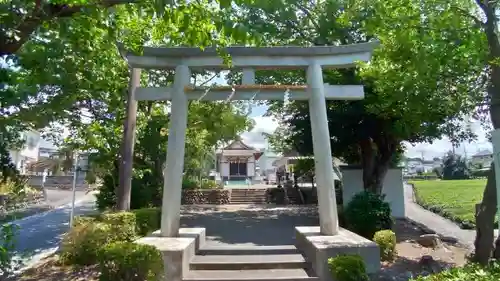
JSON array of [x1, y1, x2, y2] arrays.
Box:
[[11, 191, 97, 271]]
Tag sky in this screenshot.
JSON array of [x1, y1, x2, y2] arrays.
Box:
[[240, 104, 493, 160]]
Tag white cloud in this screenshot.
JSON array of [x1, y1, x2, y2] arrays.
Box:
[[240, 116, 279, 149], [405, 120, 492, 159]]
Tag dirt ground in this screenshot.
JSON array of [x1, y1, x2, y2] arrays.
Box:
[[14, 216, 470, 281], [372, 219, 469, 281]]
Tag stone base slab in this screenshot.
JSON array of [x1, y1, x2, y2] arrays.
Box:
[[295, 226, 380, 281], [137, 227, 207, 281]]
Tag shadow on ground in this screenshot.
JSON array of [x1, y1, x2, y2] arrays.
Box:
[[180, 205, 319, 246]]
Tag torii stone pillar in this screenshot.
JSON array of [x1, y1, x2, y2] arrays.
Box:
[[307, 63, 339, 235], [161, 65, 191, 236]]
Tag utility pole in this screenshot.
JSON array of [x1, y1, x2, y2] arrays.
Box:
[[69, 152, 79, 229]]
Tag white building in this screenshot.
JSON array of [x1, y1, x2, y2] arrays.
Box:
[[471, 150, 493, 169], [257, 149, 282, 177], [8, 130, 89, 175], [8, 130, 41, 174], [216, 140, 263, 182], [404, 157, 440, 174]]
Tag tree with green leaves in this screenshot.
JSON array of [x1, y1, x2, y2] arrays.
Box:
[[0, 0, 260, 56], [232, 0, 485, 195], [441, 151, 472, 180], [1, 0, 257, 210]]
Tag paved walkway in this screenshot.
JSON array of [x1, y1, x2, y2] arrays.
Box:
[[404, 183, 499, 249], [12, 192, 97, 270], [180, 205, 319, 246]]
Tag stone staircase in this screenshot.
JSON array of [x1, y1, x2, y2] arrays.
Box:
[[184, 245, 319, 281], [229, 189, 267, 204]]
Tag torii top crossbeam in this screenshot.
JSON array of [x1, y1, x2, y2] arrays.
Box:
[[120, 42, 378, 70]]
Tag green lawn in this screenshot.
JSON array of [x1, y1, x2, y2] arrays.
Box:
[[410, 179, 498, 229]]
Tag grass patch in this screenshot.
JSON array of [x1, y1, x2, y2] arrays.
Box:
[[410, 179, 498, 229]]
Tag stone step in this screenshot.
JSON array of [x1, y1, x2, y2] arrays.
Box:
[[183, 269, 319, 281], [199, 245, 299, 256], [190, 254, 307, 270]]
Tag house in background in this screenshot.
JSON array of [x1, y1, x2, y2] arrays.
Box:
[[8, 129, 89, 176], [471, 149, 493, 169], [404, 157, 440, 174], [216, 139, 263, 182], [257, 148, 282, 177], [8, 130, 41, 174]]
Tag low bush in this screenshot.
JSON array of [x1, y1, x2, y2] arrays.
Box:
[[101, 212, 137, 242], [182, 178, 199, 189], [98, 241, 164, 281], [373, 230, 397, 261], [344, 191, 393, 239], [60, 222, 123, 265], [328, 254, 369, 281], [200, 179, 218, 189], [410, 261, 500, 281], [72, 215, 98, 227], [132, 208, 161, 236]]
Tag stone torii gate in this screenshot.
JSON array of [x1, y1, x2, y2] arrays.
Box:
[[121, 43, 381, 281], [120, 42, 377, 237]]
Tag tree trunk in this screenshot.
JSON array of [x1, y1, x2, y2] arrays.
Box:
[[359, 138, 395, 195], [473, 0, 500, 263], [473, 164, 497, 265]]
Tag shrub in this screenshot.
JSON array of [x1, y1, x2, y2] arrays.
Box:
[[132, 208, 161, 236], [373, 230, 397, 261], [182, 178, 199, 189], [200, 179, 218, 189], [72, 215, 98, 227], [410, 261, 500, 281], [0, 224, 21, 278], [328, 254, 369, 281], [60, 222, 123, 265], [101, 212, 137, 241], [344, 191, 393, 239], [98, 241, 164, 281], [96, 171, 162, 210]]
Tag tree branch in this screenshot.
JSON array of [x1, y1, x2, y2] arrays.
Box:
[[450, 5, 484, 27], [1, 0, 136, 56]]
